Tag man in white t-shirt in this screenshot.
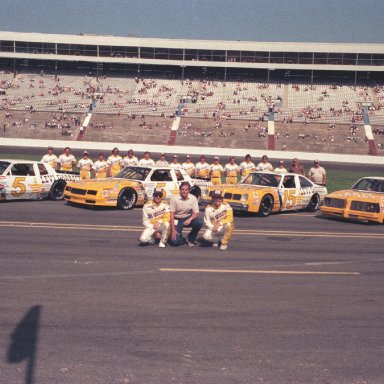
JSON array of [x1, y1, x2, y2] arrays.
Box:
[[138, 151, 155, 166], [308, 160, 326, 186], [122, 149, 138, 167], [256, 155, 273, 172], [58, 147, 76, 172], [41, 146, 58, 170]]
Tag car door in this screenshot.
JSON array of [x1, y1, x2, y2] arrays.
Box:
[[147, 169, 175, 200], [279, 175, 301, 211], [298, 175, 315, 208], [7, 163, 36, 200]]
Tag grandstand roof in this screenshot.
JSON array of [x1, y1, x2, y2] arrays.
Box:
[[1, 31, 383, 54]]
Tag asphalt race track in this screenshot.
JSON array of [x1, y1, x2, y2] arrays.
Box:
[[1, 200, 384, 384]]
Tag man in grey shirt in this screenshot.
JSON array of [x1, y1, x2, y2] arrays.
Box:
[[169, 182, 202, 246]]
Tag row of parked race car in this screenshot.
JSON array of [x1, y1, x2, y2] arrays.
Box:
[[1, 158, 384, 224]]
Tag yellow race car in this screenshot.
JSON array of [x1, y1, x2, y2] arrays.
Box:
[[201, 171, 327, 216], [320, 177, 384, 224]]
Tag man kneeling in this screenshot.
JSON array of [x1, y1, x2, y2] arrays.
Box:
[[203, 190, 234, 251], [139, 188, 170, 248]]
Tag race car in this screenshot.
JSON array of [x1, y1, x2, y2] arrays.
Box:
[[320, 176, 384, 224], [64, 165, 211, 210], [200, 171, 327, 216], [0, 159, 79, 202]]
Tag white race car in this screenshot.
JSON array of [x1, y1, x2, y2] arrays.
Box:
[[0, 159, 79, 202]]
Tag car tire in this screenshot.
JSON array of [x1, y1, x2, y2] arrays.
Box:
[[49, 180, 66, 201], [258, 194, 274, 217], [117, 187, 137, 210], [190, 186, 201, 201], [306, 194, 320, 212]]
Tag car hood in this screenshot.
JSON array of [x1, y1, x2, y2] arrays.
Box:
[[68, 178, 140, 189], [327, 189, 384, 201]]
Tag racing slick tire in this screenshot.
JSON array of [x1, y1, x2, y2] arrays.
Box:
[[190, 186, 201, 201], [117, 187, 137, 210], [49, 180, 66, 201], [306, 194, 320, 212], [258, 194, 274, 217]]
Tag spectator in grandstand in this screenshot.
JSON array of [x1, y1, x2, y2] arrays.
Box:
[[274, 161, 288, 174], [58, 147, 76, 172], [138, 151, 155, 166], [169, 155, 181, 169], [107, 147, 123, 177], [210, 156, 224, 185], [41, 146, 58, 170], [224, 157, 239, 184], [308, 160, 327, 186], [181, 155, 195, 176], [195, 155, 211, 179], [155, 153, 169, 167], [122, 149, 138, 167], [93, 153, 108, 179], [239, 154, 256, 178], [77, 151, 94, 180], [289, 158, 305, 175], [256, 155, 274, 172]]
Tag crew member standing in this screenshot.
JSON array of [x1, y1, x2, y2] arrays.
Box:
[[181, 155, 195, 177], [122, 149, 138, 167], [58, 147, 76, 172], [224, 157, 239, 184], [210, 156, 224, 185], [138, 151, 155, 166], [139, 188, 170, 248], [77, 151, 94, 180], [107, 147, 123, 177], [308, 160, 326, 186], [203, 190, 234, 251], [92, 153, 108, 179], [256, 155, 274, 172], [41, 146, 58, 170], [195, 155, 210, 179], [239, 154, 256, 179]]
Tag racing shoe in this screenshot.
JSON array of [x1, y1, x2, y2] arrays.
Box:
[[219, 244, 228, 251], [185, 238, 196, 247], [158, 241, 166, 248], [212, 242, 219, 247]]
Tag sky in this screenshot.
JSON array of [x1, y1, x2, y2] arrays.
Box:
[[0, 0, 383, 43]]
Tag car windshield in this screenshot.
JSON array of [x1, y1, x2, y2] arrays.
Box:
[[0, 161, 10, 175], [242, 172, 282, 187], [352, 178, 384, 192], [115, 166, 150, 181]]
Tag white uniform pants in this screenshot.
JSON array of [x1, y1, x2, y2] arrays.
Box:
[[139, 222, 170, 244], [203, 223, 234, 245]]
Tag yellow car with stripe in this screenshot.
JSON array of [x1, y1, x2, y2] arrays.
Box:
[[320, 177, 384, 224], [201, 172, 327, 216]]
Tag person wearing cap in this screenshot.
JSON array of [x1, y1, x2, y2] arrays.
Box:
[[239, 154, 256, 178], [155, 153, 169, 167], [308, 160, 326, 186], [210, 156, 224, 185], [58, 147, 76, 172], [203, 190, 234, 251], [169, 155, 181, 169], [107, 147, 123, 177], [122, 149, 138, 167], [77, 151, 94, 180], [274, 160, 288, 174], [256, 155, 274, 172], [289, 158, 304, 175], [41, 146, 58, 170], [224, 157, 239, 184], [182, 155, 195, 176], [169, 182, 202, 247], [92, 153, 108, 179], [139, 188, 170, 248], [195, 155, 210, 179], [138, 151, 155, 167]]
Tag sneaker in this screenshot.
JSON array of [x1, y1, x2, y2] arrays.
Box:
[[158, 241, 166, 248], [212, 242, 219, 247], [219, 244, 228, 251], [186, 238, 196, 247], [148, 238, 156, 245]]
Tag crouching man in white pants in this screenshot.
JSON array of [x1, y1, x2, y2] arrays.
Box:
[[139, 188, 170, 248], [203, 190, 234, 251]]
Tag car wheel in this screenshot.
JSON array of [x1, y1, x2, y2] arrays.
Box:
[[49, 180, 66, 201], [117, 187, 137, 210], [258, 194, 274, 217], [306, 194, 320, 212], [190, 186, 201, 201]]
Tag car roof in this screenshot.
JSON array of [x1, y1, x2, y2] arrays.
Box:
[[0, 159, 38, 164], [359, 176, 384, 181], [251, 171, 299, 177]]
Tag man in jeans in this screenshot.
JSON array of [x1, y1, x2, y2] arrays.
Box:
[[169, 182, 202, 246]]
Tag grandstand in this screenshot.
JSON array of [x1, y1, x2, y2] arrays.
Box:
[[1, 31, 384, 155]]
